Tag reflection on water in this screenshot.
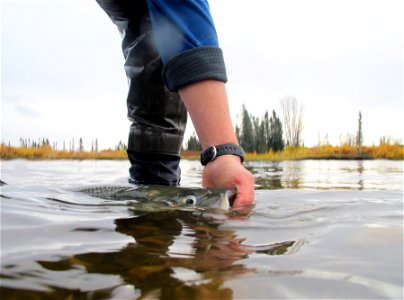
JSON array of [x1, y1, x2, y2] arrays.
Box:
[[36, 212, 251, 299], [251, 159, 403, 190], [1, 204, 295, 299], [0, 159, 403, 299], [37, 212, 293, 299]]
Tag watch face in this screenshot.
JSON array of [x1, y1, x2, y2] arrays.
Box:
[[202, 146, 217, 165]]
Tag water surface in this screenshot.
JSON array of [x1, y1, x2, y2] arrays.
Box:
[[1, 159, 403, 299]]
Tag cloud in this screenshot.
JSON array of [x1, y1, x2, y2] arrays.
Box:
[[2, 0, 403, 148]]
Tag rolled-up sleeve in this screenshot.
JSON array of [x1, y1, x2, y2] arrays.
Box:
[[146, 0, 228, 91]]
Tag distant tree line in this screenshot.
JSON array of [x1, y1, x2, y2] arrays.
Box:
[[236, 104, 285, 153], [15, 138, 127, 152], [19, 138, 52, 149], [185, 104, 286, 153], [184, 99, 397, 151], [7, 105, 401, 153]]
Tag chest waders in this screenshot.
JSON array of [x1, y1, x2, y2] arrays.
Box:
[[97, 1, 187, 185]]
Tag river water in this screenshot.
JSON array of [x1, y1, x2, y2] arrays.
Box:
[[1, 159, 403, 299]]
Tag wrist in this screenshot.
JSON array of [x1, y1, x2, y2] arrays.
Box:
[[200, 144, 245, 166]]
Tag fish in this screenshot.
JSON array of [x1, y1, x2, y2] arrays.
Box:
[[78, 185, 237, 210]]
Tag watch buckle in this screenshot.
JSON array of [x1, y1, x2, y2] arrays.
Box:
[[210, 145, 217, 161]]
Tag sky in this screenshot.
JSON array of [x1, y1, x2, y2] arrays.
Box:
[[1, 0, 403, 150]]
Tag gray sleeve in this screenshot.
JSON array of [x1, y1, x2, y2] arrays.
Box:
[[163, 46, 228, 92]]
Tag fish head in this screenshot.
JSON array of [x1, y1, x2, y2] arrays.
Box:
[[175, 188, 237, 210]]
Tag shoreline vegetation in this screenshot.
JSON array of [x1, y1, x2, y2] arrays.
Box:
[[1, 144, 403, 161]]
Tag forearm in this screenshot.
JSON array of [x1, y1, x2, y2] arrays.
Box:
[[180, 79, 254, 208], [179, 80, 238, 149]]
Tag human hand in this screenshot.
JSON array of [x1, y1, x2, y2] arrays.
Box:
[[202, 155, 255, 208]]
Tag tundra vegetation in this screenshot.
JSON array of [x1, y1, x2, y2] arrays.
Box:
[[1, 103, 402, 161]]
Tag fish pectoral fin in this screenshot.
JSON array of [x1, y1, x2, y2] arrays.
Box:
[[226, 188, 237, 207]]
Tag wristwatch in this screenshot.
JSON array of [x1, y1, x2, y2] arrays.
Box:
[[200, 144, 245, 166]]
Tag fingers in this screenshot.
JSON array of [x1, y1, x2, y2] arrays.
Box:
[[232, 172, 255, 209], [201, 155, 255, 209]]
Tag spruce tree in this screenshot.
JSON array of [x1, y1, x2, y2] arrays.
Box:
[[239, 104, 255, 152], [268, 110, 285, 152], [186, 133, 202, 151]]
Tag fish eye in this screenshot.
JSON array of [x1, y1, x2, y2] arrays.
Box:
[[183, 195, 197, 206]]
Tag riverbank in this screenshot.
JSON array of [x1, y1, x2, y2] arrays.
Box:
[[1, 144, 403, 160]]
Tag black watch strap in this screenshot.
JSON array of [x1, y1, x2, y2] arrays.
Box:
[[200, 144, 245, 166]]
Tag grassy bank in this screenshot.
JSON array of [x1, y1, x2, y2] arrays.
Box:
[[0, 145, 128, 160], [1, 144, 403, 161], [245, 144, 404, 160]]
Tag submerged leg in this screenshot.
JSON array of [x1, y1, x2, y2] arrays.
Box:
[[96, 0, 187, 185]]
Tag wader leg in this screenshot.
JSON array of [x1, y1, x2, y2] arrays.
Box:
[[96, 1, 187, 185]]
